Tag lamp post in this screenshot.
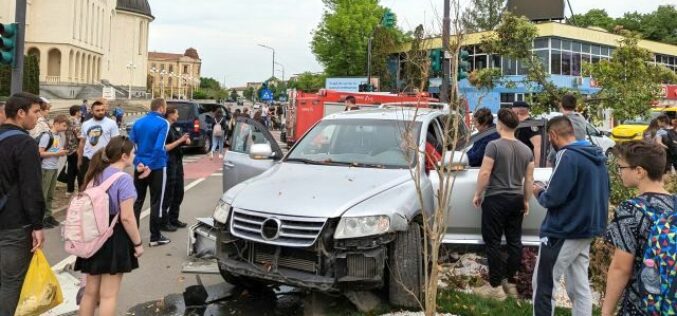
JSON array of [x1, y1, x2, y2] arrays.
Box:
[[274, 61, 285, 82], [188, 76, 194, 100], [149, 67, 157, 98], [160, 70, 166, 98], [126, 62, 137, 99], [257, 44, 275, 79], [169, 72, 175, 99]]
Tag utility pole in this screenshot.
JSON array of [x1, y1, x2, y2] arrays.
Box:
[[440, 0, 451, 104], [367, 37, 372, 91], [11, 0, 27, 94]]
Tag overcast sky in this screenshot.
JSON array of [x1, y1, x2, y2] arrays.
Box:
[[146, 0, 675, 87]]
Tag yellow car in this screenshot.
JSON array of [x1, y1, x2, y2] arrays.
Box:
[[611, 108, 677, 142]]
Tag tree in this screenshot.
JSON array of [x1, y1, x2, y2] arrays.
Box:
[[462, 0, 505, 32], [0, 55, 40, 97], [584, 33, 677, 121], [243, 87, 255, 101], [402, 25, 429, 92], [230, 89, 239, 101], [288, 72, 326, 92], [311, 0, 404, 77], [639, 5, 677, 45], [200, 77, 221, 90], [570, 9, 615, 30]]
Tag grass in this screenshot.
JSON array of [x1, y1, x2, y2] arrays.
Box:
[[326, 289, 602, 316]]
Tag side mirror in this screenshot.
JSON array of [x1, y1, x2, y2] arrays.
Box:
[[442, 150, 469, 170], [249, 143, 273, 160]]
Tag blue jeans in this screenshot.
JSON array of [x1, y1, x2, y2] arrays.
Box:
[[0, 228, 33, 316], [211, 135, 224, 153]]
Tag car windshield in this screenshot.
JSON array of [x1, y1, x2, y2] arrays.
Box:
[[286, 119, 422, 169]]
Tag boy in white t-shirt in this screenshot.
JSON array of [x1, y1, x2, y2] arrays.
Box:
[[39, 114, 69, 229]]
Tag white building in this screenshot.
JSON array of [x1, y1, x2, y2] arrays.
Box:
[[0, 0, 153, 99]]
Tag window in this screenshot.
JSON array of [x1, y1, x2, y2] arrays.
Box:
[[500, 93, 515, 108], [503, 57, 517, 75], [582, 43, 590, 53], [491, 55, 501, 68], [551, 50, 562, 75], [475, 55, 487, 70], [534, 38, 548, 49], [592, 56, 600, 64], [572, 42, 582, 52], [551, 38, 561, 50], [518, 59, 529, 75], [601, 46, 609, 56], [562, 40, 571, 51], [591, 45, 601, 55], [183, 65, 188, 74], [582, 54, 591, 65], [571, 53, 581, 76], [535, 50, 549, 72]]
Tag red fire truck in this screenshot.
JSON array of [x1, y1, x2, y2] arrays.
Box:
[[283, 89, 440, 145]]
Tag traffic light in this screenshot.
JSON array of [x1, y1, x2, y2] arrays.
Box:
[[0, 23, 17, 66], [430, 49, 442, 73], [381, 9, 396, 28], [457, 49, 471, 80]]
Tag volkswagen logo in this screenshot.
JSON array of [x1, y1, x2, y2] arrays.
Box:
[[261, 218, 282, 241]]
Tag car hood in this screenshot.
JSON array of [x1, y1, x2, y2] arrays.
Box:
[[611, 125, 646, 137], [230, 162, 412, 219]]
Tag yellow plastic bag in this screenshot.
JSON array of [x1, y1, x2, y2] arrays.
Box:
[[14, 250, 63, 316]]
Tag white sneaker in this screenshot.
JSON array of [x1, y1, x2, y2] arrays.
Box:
[[218, 154, 223, 159], [501, 279, 519, 298], [472, 283, 507, 301]]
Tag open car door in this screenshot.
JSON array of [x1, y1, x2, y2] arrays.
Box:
[[222, 117, 283, 193]]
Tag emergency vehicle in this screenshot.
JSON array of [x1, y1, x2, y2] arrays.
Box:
[[283, 89, 440, 145]]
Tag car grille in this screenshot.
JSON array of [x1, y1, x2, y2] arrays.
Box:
[[251, 244, 318, 273], [230, 208, 327, 247]]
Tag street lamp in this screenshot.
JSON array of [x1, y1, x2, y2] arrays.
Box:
[[159, 69, 167, 98], [169, 72, 175, 99], [126, 62, 137, 99], [257, 44, 275, 79], [150, 67, 158, 98], [274, 61, 285, 82]]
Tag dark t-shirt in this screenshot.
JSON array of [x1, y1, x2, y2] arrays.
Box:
[[515, 121, 541, 152], [166, 125, 183, 162], [484, 138, 534, 197], [605, 193, 676, 316]]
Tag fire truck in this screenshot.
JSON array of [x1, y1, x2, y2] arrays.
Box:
[[283, 89, 441, 145]]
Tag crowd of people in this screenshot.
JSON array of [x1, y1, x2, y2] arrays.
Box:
[[0, 93, 195, 315], [0, 90, 676, 315], [467, 95, 677, 316]]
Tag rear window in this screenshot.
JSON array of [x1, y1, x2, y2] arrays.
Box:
[[199, 103, 221, 114], [167, 102, 197, 120]]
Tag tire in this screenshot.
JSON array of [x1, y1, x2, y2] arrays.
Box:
[[388, 222, 424, 308], [200, 136, 211, 154]]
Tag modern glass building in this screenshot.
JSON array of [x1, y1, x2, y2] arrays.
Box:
[[389, 22, 677, 113]]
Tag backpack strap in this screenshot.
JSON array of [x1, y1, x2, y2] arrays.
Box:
[[0, 129, 25, 144], [96, 172, 126, 192]]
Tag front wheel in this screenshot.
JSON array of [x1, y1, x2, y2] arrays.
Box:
[[388, 222, 424, 308]]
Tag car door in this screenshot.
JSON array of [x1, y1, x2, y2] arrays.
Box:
[[222, 116, 283, 193], [438, 119, 551, 246]]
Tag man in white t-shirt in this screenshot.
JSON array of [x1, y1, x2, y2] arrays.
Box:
[[262, 103, 270, 128], [77, 100, 119, 184]]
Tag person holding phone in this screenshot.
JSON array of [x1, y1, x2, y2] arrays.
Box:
[[164, 107, 191, 229]]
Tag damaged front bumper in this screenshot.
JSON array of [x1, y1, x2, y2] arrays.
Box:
[[215, 222, 395, 292]]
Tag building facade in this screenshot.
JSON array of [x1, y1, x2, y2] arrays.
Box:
[[147, 48, 201, 99], [0, 0, 153, 99], [390, 22, 677, 113]]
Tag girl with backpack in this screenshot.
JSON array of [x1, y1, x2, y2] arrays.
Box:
[[602, 141, 677, 316], [74, 136, 143, 316], [210, 110, 227, 160]]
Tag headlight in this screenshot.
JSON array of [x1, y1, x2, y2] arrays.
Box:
[[213, 199, 231, 224], [334, 215, 390, 239]]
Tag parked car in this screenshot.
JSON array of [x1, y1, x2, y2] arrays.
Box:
[[538, 112, 616, 158], [610, 107, 677, 142], [166, 100, 214, 153], [212, 108, 554, 307]]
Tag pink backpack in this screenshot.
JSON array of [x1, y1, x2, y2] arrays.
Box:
[[62, 172, 125, 259]]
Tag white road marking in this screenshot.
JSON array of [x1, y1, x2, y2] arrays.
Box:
[[210, 173, 223, 177], [52, 177, 207, 270]]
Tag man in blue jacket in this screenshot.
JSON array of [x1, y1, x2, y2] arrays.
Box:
[[531, 116, 609, 316], [130, 98, 172, 247]]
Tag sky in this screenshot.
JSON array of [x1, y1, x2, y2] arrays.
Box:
[[146, 0, 675, 88]]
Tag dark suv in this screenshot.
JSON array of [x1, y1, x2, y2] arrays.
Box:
[[166, 100, 225, 153]]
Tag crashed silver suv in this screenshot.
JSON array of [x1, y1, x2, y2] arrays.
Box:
[[213, 108, 552, 307]]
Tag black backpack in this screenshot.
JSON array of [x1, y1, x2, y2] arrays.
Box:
[[35, 131, 54, 151]]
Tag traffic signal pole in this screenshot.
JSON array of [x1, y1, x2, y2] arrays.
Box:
[[11, 0, 26, 94], [440, 0, 450, 104]]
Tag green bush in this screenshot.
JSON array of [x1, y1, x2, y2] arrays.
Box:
[[0, 55, 40, 96]]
